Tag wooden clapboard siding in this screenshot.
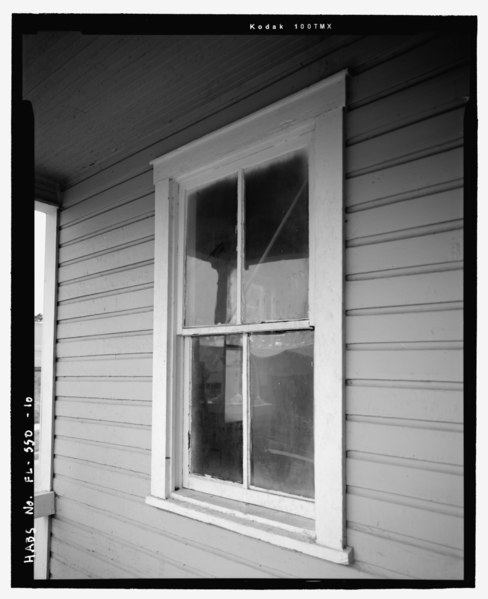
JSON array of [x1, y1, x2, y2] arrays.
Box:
[[347, 526, 463, 580], [346, 310, 463, 344], [55, 397, 152, 426], [56, 332, 153, 358], [346, 384, 463, 423], [51, 518, 201, 578], [345, 269, 463, 310], [58, 263, 154, 302], [343, 31, 467, 579], [346, 187, 463, 239], [59, 217, 155, 264], [50, 556, 91, 580], [47, 32, 469, 580], [54, 419, 151, 451], [347, 490, 463, 550], [347, 453, 463, 507], [54, 436, 151, 475], [57, 287, 154, 320], [346, 348, 463, 381], [346, 109, 465, 177], [57, 311, 153, 339], [60, 193, 154, 246], [55, 379, 152, 401]]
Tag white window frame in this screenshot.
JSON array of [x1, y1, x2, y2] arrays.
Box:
[[146, 70, 350, 565]]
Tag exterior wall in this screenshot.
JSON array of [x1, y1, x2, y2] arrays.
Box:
[[50, 33, 468, 579]]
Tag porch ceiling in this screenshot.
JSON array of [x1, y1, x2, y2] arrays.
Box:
[[22, 31, 346, 191]]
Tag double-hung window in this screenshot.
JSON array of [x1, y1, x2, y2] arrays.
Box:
[[147, 71, 350, 564]]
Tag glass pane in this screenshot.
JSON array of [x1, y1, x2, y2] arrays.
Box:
[[244, 150, 308, 323], [190, 335, 243, 483], [249, 330, 314, 498], [185, 175, 238, 326]]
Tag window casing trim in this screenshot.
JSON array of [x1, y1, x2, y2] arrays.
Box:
[[148, 69, 349, 563]]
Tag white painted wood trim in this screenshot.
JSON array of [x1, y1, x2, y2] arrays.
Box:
[[237, 170, 244, 325], [150, 178, 177, 499], [145, 494, 352, 565], [186, 472, 314, 519], [34, 491, 55, 519], [152, 70, 347, 182], [34, 200, 58, 580], [311, 107, 346, 551], [242, 333, 249, 489], [33, 518, 50, 580], [178, 320, 311, 336]]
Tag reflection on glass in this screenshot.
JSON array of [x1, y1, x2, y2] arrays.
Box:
[[185, 176, 238, 326], [249, 331, 314, 498], [244, 151, 308, 323], [190, 335, 243, 482]]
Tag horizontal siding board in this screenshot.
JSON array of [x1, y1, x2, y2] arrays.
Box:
[[54, 497, 275, 578], [346, 109, 464, 176], [55, 436, 150, 474], [55, 419, 151, 450], [346, 230, 463, 275], [60, 170, 154, 223], [346, 420, 463, 466], [52, 518, 198, 578], [57, 311, 153, 339], [345, 270, 463, 310], [349, 34, 470, 108], [60, 216, 154, 264], [53, 476, 365, 578], [60, 194, 154, 245], [346, 188, 463, 240], [57, 333, 153, 358], [346, 349, 463, 382], [57, 287, 154, 320], [54, 456, 150, 497], [58, 239, 154, 283], [58, 264, 154, 301], [50, 536, 136, 578], [346, 385, 463, 424], [55, 379, 151, 400], [347, 527, 463, 580], [346, 310, 463, 344], [347, 65, 470, 143], [347, 492, 463, 551], [347, 457, 463, 507], [346, 148, 463, 210], [57, 356, 152, 377], [55, 397, 152, 426], [50, 556, 91, 579]]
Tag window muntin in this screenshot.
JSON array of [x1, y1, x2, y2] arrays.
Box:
[[181, 146, 313, 515]]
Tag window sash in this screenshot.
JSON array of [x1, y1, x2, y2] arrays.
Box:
[[178, 144, 313, 515], [181, 332, 314, 519], [177, 138, 311, 334]]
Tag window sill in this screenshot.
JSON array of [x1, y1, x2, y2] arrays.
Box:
[[145, 490, 352, 565]]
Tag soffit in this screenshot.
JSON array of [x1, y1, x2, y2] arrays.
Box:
[[22, 32, 351, 189]]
